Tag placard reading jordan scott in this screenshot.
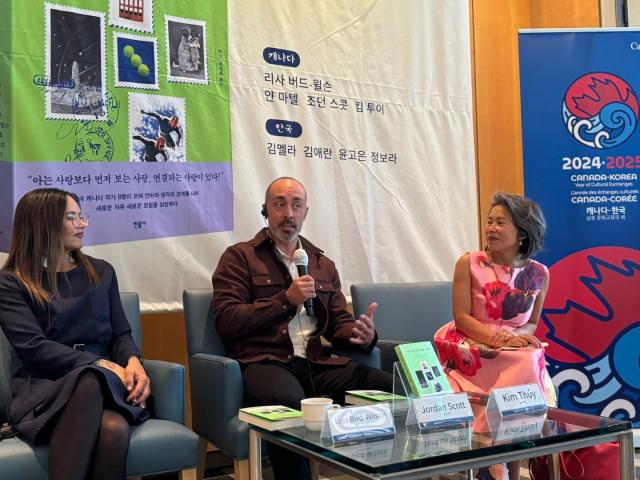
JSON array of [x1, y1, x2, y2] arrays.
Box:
[[0, 0, 231, 249], [519, 29, 640, 428]]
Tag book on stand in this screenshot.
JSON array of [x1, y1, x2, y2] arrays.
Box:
[[238, 405, 303, 431], [394, 341, 452, 397]]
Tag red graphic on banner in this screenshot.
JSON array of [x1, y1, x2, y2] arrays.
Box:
[[565, 73, 639, 119], [536, 246, 640, 364]]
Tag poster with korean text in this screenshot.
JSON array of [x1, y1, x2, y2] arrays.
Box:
[[0, 0, 231, 248], [1, 1, 476, 310]]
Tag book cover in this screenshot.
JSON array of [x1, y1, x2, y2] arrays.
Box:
[[394, 341, 452, 397], [345, 390, 406, 402], [345, 390, 409, 413], [238, 405, 303, 431]]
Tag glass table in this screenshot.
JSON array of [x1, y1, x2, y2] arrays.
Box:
[[248, 393, 635, 479]]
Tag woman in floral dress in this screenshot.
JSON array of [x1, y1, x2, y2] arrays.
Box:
[[434, 192, 555, 480]]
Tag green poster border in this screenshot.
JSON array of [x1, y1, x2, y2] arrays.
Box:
[[0, 0, 230, 163]]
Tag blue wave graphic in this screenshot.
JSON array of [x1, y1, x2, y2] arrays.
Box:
[[598, 102, 636, 147], [562, 101, 637, 148]]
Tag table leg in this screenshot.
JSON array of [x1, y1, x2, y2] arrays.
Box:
[[548, 453, 561, 480], [618, 431, 635, 480], [249, 429, 262, 480], [310, 459, 319, 480]]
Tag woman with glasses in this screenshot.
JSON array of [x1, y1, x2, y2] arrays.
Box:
[[0, 188, 150, 480]]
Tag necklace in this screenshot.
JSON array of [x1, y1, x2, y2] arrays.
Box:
[[490, 262, 513, 285], [485, 250, 514, 284]]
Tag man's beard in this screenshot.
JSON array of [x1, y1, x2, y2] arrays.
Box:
[[270, 219, 299, 242]]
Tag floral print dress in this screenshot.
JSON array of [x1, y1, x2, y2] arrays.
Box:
[[434, 251, 556, 405]]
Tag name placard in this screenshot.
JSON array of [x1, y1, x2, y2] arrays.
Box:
[[413, 392, 474, 428], [325, 404, 395, 444], [487, 383, 547, 416]]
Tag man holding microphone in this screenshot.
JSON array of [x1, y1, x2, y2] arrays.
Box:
[[212, 176, 392, 480]]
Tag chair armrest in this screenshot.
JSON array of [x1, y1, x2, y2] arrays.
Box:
[[144, 359, 185, 424], [325, 346, 381, 369], [188, 353, 244, 450], [376, 339, 404, 373]]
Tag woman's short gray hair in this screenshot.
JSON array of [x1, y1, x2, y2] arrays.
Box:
[[490, 192, 546, 259]]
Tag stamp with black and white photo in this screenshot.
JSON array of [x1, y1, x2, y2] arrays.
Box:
[[114, 32, 159, 90], [129, 93, 186, 162], [165, 15, 208, 85], [45, 3, 107, 121], [109, 0, 154, 33]]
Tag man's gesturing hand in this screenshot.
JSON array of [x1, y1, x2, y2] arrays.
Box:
[[350, 302, 377, 347]]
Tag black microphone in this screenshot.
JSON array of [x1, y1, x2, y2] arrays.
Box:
[[293, 248, 314, 316]]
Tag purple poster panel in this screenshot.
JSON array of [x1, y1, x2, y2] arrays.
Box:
[[0, 162, 232, 249], [0, 161, 13, 247]]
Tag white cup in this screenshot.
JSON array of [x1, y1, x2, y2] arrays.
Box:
[[300, 397, 333, 431]]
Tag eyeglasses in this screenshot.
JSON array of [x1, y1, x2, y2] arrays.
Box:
[[64, 212, 90, 228]]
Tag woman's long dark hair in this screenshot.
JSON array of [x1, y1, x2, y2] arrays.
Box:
[[2, 188, 99, 306]]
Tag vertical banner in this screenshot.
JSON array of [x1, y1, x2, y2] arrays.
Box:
[[227, 1, 477, 288], [520, 29, 640, 428]]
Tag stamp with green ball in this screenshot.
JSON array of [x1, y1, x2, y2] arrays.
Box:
[[138, 64, 150, 77], [123, 45, 134, 58], [130, 54, 142, 68]]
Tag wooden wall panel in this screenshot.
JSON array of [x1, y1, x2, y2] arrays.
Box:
[[529, 1, 601, 28], [472, 0, 601, 242], [141, 311, 187, 365], [472, 1, 530, 229], [141, 311, 192, 424]]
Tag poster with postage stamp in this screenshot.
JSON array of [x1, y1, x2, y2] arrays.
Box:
[[129, 93, 186, 162], [165, 15, 208, 85], [45, 3, 107, 121], [113, 32, 159, 90], [109, 0, 154, 33]]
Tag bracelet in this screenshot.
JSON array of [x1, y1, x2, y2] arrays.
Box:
[[95, 359, 112, 368]]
